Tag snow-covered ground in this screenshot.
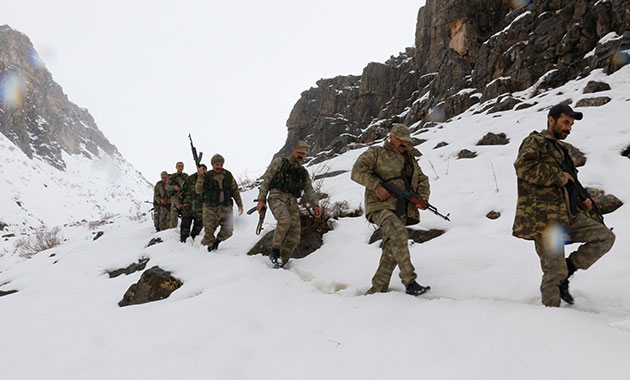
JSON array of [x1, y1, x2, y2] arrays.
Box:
[[1, 66, 629, 379]]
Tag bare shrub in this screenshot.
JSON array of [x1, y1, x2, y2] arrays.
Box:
[[15, 226, 63, 258], [88, 213, 117, 229], [238, 170, 261, 192], [299, 164, 363, 232]]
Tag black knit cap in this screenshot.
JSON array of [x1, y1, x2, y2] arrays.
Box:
[[548, 104, 583, 120]]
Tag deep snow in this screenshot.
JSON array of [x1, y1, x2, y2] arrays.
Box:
[[1, 66, 630, 379]]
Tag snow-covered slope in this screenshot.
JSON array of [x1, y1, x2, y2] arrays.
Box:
[[0, 129, 151, 253], [1, 67, 629, 379]]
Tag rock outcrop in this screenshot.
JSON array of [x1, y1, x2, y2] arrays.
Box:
[[275, 0, 630, 161], [368, 228, 445, 245], [118, 266, 182, 307]]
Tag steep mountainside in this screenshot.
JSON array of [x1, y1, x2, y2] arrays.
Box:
[[0, 25, 151, 235], [276, 0, 630, 163]]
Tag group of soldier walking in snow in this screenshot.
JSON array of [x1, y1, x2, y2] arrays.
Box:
[[153, 103, 615, 307]]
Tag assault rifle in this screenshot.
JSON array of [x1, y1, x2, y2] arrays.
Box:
[[247, 201, 267, 235], [381, 182, 451, 222], [188, 133, 203, 167], [144, 200, 155, 212], [559, 148, 605, 226]]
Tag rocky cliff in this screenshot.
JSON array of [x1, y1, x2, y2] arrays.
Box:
[[0, 25, 151, 233], [276, 0, 630, 163], [0, 25, 117, 170]]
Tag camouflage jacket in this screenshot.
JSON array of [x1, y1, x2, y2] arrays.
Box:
[[351, 140, 430, 225], [195, 169, 243, 208], [178, 173, 203, 218], [257, 156, 317, 205], [512, 129, 574, 240], [166, 172, 188, 201], [153, 180, 170, 207]]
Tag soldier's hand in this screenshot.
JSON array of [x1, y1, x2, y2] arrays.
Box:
[[174, 186, 180, 191], [160, 199, 167, 205], [238, 205, 244, 215], [583, 198, 593, 210], [256, 200, 266, 214], [314, 206, 322, 218], [561, 172, 575, 186], [375, 186, 391, 201], [415, 198, 428, 210]]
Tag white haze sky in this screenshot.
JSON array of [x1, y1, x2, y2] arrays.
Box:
[[4, 0, 425, 182]]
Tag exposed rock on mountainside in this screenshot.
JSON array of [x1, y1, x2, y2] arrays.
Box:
[[118, 266, 182, 307], [276, 0, 630, 161], [0, 25, 117, 170], [0, 25, 151, 233]]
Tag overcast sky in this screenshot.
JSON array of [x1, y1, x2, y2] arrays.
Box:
[[5, 0, 425, 182]]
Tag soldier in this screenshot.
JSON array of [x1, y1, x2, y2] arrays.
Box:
[[166, 161, 188, 229], [196, 154, 244, 251], [179, 164, 206, 243], [351, 124, 431, 296], [513, 103, 615, 307], [256, 141, 321, 268], [153, 171, 171, 232]]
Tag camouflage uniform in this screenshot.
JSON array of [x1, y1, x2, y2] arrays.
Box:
[[166, 172, 188, 228], [513, 129, 615, 307], [153, 179, 170, 232], [351, 140, 430, 293], [195, 169, 243, 247], [178, 173, 204, 242], [258, 156, 317, 264]]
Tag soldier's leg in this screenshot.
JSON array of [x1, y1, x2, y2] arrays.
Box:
[[159, 206, 170, 231], [567, 213, 615, 270], [269, 197, 291, 250], [368, 210, 416, 292], [153, 208, 160, 232], [180, 216, 192, 241], [216, 206, 234, 242], [191, 216, 203, 240], [169, 205, 179, 229], [280, 198, 301, 264], [200, 204, 220, 246], [534, 237, 567, 307]]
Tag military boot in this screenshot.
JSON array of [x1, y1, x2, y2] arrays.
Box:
[[269, 248, 281, 267], [210, 238, 221, 251], [559, 258, 577, 304], [180, 236, 187, 243], [405, 281, 430, 296]]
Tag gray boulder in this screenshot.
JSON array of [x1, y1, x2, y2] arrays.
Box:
[[457, 149, 478, 159], [583, 81, 611, 94], [477, 132, 510, 146], [576, 97, 612, 107], [369, 228, 445, 245]]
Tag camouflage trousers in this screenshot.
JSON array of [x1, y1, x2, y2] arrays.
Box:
[[180, 216, 203, 241], [534, 212, 615, 307], [269, 192, 301, 264], [169, 197, 180, 228], [200, 204, 234, 246], [366, 209, 417, 294], [155, 205, 170, 232]]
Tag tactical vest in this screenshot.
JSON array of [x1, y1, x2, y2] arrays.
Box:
[[203, 170, 234, 207], [269, 158, 308, 198]]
